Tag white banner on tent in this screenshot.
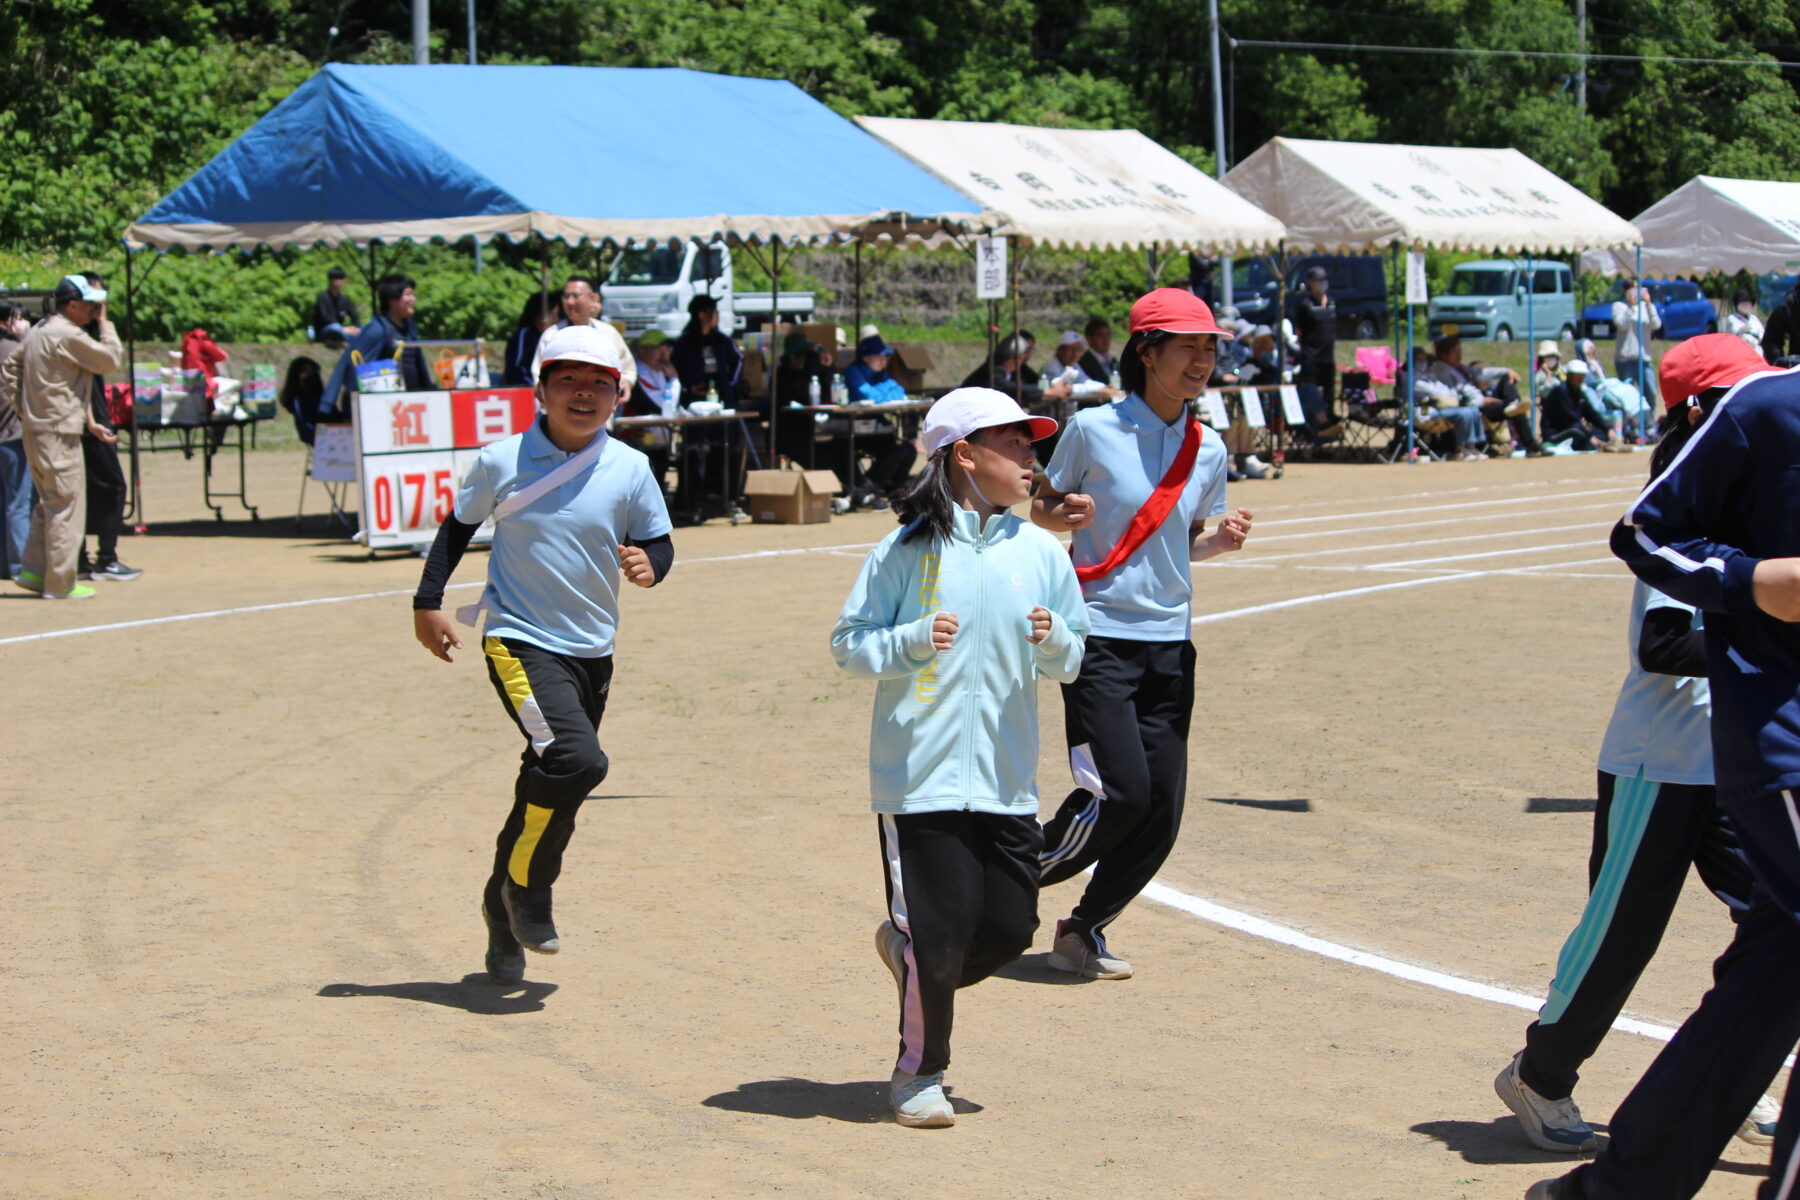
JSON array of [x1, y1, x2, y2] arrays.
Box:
[[975, 236, 1008, 299], [1406, 251, 1428, 305]]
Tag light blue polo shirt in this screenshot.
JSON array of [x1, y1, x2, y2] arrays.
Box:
[[1596, 581, 1712, 786], [455, 419, 672, 658], [1045, 393, 1228, 641]]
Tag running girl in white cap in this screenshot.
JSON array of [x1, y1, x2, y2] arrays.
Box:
[[832, 387, 1089, 1127], [412, 324, 674, 984], [1031, 288, 1253, 979]]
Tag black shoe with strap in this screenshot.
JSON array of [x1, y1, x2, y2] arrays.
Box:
[[482, 900, 526, 983]]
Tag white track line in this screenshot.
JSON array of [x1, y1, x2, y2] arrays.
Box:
[[1255, 483, 1638, 529], [1244, 520, 1613, 565], [1245, 471, 1644, 516], [1135, 879, 1680, 1043], [1250, 499, 1629, 545]]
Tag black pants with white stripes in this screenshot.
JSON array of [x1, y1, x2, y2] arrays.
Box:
[[1519, 771, 1755, 1103], [879, 810, 1041, 1078], [1039, 635, 1196, 945], [1571, 786, 1800, 1200]]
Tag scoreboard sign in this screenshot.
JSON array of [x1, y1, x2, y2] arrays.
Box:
[[354, 387, 539, 550]]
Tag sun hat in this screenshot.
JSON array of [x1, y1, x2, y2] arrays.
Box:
[[54, 273, 106, 304], [857, 334, 894, 358], [1564, 358, 1588, 375], [1056, 330, 1085, 347], [1535, 339, 1561, 358], [636, 329, 668, 349], [538, 324, 623, 378], [1659, 332, 1770, 408], [1304, 265, 1329, 282], [921, 387, 1057, 457], [1126, 288, 1233, 338], [859, 323, 881, 341]]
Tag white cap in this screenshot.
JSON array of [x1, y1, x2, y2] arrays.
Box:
[[1056, 330, 1084, 347], [921, 387, 1057, 457], [1565, 358, 1588, 374], [859, 323, 881, 340], [537, 324, 623, 378]]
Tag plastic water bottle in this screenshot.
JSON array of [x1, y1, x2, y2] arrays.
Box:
[[1109, 366, 1122, 390], [834, 377, 849, 406], [808, 374, 821, 406], [706, 382, 719, 406]]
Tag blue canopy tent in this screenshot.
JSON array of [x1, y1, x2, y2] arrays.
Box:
[[120, 64, 981, 520]]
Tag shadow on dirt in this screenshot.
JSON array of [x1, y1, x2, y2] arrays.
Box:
[[993, 952, 1096, 985], [1204, 796, 1312, 813], [702, 1078, 981, 1123], [317, 974, 556, 1014], [1526, 797, 1598, 813], [1409, 1117, 1605, 1164]]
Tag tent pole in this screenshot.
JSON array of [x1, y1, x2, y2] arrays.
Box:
[[1405, 251, 1415, 462], [1526, 253, 1537, 440], [1011, 236, 1022, 409], [853, 239, 863, 340], [368, 243, 378, 319], [1272, 245, 1287, 465], [124, 250, 142, 528], [1635, 244, 1646, 406], [769, 241, 781, 464]]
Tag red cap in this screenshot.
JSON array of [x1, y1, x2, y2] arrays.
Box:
[[1127, 288, 1234, 338], [1659, 333, 1769, 408]]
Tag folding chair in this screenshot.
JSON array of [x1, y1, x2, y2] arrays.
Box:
[[1337, 371, 1400, 460]]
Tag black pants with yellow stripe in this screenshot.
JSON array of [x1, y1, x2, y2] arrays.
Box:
[[482, 637, 613, 916]]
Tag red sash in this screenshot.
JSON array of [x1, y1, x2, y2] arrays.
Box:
[[1073, 416, 1203, 583]]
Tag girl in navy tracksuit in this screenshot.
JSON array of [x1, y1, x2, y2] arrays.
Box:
[[1531, 336, 1800, 1200]]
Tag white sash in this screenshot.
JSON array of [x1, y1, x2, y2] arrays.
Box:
[[456, 431, 608, 628]]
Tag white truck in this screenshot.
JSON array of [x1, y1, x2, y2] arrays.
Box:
[[602, 241, 816, 338]]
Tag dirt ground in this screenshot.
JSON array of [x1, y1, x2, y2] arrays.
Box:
[[1, 442, 1781, 1200]]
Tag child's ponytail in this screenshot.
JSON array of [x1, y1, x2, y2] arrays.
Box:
[[894, 447, 958, 544]]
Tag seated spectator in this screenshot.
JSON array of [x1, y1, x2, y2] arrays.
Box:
[[504, 292, 560, 386], [1577, 336, 1609, 380], [771, 334, 837, 466], [312, 267, 361, 347], [1725, 288, 1763, 351], [279, 356, 326, 446], [1077, 316, 1120, 386], [1045, 331, 1119, 401], [1431, 335, 1545, 457], [322, 274, 429, 418], [960, 334, 1072, 409], [618, 331, 679, 495], [845, 335, 907, 404], [1534, 340, 1564, 396], [776, 334, 833, 406], [1541, 359, 1623, 452], [1404, 346, 1488, 460]]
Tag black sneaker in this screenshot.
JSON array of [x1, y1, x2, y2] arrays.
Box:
[[501, 878, 560, 954], [482, 900, 526, 984], [93, 560, 143, 582]]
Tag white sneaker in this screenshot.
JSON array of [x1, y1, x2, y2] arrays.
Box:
[[1244, 455, 1268, 473], [875, 920, 907, 1003], [1738, 1092, 1781, 1145], [1494, 1051, 1597, 1153], [890, 1068, 954, 1128], [1046, 920, 1132, 979]]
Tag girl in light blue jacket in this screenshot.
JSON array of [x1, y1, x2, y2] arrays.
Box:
[[831, 388, 1089, 1129]]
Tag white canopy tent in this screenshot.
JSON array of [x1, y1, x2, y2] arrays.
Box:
[[1221, 137, 1639, 255], [854, 116, 1286, 252], [1579, 176, 1800, 277]]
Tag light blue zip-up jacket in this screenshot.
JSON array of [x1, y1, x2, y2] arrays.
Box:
[[831, 506, 1089, 815]]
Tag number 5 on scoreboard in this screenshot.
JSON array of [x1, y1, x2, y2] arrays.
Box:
[[433, 469, 454, 523]]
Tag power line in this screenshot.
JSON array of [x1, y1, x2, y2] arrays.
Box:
[[1229, 36, 1800, 70]]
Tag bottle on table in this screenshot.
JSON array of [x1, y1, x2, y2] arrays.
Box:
[[808, 374, 822, 406]]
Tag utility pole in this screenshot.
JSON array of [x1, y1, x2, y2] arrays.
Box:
[[1209, 0, 1233, 306], [413, 0, 429, 64], [1575, 0, 1587, 107]]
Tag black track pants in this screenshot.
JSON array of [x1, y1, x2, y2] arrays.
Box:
[[481, 637, 612, 917], [879, 810, 1042, 1077], [1520, 770, 1756, 1101], [1039, 635, 1196, 943]]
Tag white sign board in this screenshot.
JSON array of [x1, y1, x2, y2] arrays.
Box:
[[312, 423, 357, 482], [353, 386, 539, 550], [976, 236, 1008, 300], [1406, 250, 1428, 306], [1240, 388, 1267, 428], [1278, 385, 1305, 425], [1198, 391, 1230, 430]]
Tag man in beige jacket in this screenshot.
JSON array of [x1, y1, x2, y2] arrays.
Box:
[[0, 274, 122, 598]]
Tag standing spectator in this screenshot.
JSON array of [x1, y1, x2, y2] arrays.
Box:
[[504, 291, 560, 387], [312, 266, 361, 346], [76, 272, 138, 582], [322, 274, 431, 419], [529, 276, 636, 393], [0, 302, 34, 580], [670, 294, 741, 406], [1725, 288, 1764, 351], [1764, 281, 1800, 364], [0, 274, 121, 599], [1289, 265, 1339, 434], [1078, 316, 1120, 386], [1612, 281, 1662, 404]]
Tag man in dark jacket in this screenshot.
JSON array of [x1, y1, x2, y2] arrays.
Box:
[[321, 275, 428, 419], [312, 267, 361, 346], [1288, 265, 1338, 433], [1762, 282, 1800, 364]]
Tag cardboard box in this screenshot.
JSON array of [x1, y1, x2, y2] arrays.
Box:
[[888, 343, 934, 393], [743, 467, 842, 524]]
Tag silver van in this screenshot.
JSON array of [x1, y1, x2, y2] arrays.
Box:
[[1426, 259, 1577, 343]]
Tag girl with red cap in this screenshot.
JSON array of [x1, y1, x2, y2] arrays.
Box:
[[1030, 288, 1253, 979]]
